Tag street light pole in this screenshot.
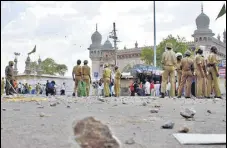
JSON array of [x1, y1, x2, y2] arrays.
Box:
[[153, 1, 157, 67]]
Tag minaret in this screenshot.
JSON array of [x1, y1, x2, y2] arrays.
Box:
[[24, 55, 31, 75], [13, 57, 18, 75], [201, 2, 203, 13], [135, 41, 138, 48], [223, 29, 226, 43], [37, 56, 43, 75]]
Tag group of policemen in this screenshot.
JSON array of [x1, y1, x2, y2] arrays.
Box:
[[72, 60, 122, 97], [161, 42, 222, 99]]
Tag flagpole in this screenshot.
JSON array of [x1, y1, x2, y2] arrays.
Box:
[[153, 1, 157, 67]]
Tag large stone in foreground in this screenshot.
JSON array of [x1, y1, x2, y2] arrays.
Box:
[[73, 117, 120, 148]]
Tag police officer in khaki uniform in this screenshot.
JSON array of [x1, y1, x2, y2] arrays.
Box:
[[1, 77, 5, 95], [5, 61, 14, 95], [103, 63, 112, 97], [176, 52, 183, 89], [114, 66, 122, 97], [206, 46, 221, 98], [82, 60, 91, 97], [72, 60, 82, 96], [201, 55, 208, 97], [194, 48, 206, 98], [160, 43, 177, 98], [178, 50, 194, 98]]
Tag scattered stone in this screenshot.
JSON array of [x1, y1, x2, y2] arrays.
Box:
[[122, 101, 127, 105], [56, 102, 60, 105], [154, 105, 161, 108], [150, 109, 159, 113], [180, 108, 196, 119], [36, 102, 41, 105], [178, 126, 189, 133], [37, 105, 44, 109], [2, 108, 6, 111], [67, 105, 70, 108], [98, 97, 105, 102], [13, 109, 20, 111], [142, 102, 147, 106], [73, 116, 120, 148], [39, 112, 45, 117], [125, 138, 135, 145], [207, 110, 212, 114], [162, 121, 174, 129], [112, 104, 118, 107], [41, 123, 45, 126], [50, 103, 57, 107]]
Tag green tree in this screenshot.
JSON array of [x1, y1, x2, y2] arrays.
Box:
[[156, 35, 188, 67], [140, 47, 154, 65], [30, 61, 38, 72], [122, 64, 132, 72], [56, 64, 68, 76]]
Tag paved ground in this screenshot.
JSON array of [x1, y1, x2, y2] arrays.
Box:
[[1, 96, 226, 148]]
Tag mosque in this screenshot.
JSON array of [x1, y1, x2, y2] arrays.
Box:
[[88, 5, 226, 79]]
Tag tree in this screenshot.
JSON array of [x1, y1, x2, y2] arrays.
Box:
[[29, 58, 68, 76], [156, 35, 188, 67], [122, 64, 132, 72], [56, 64, 68, 76], [140, 47, 154, 65]]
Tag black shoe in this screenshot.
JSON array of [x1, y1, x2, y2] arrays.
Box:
[[185, 96, 191, 99], [72, 93, 75, 96], [214, 96, 222, 99], [177, 96, 181, 98], [160, 93, 165, 98]]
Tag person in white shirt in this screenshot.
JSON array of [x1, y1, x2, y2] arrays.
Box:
[[17, 82, 22, 94], [144, 79, 151, 96], [60, 82, 66, 95], [154, 81, 161, 97]]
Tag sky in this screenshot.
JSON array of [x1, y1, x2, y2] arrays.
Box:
[[1, 1, 226, 77]]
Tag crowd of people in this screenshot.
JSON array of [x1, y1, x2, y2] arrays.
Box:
[[2, 43, 224, 99]]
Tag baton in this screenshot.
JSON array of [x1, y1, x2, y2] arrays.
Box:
[[6, 79, 18, 94]]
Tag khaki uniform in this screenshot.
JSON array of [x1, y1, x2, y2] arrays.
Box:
[[5, 65, 14, 95], [178, 57, 194, 97], [206, 53, 221, 97], [194, 55, 204, 97], [73, 65, 82, 94], [1, 79, 5, 95], [103, 67, 111, 97], [176, 60, 182, 88], [201, 56, 208, 97], [161, 50, 177, 97], [114, 69, 121, 97], [82, 65, 91, 96]]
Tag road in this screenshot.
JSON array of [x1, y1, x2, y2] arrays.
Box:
[[1, 96, 226, 148]]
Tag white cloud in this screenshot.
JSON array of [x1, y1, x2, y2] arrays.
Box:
[[1, 1, 226, 77]]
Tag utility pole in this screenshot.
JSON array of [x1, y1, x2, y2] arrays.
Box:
[[153, 1, 157, 67], [109, 22, 120, 65]]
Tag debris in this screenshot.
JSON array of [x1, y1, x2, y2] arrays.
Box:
[[2, 108, 6, 111], [142, 102, 147, 106], [154, 105, 161, 108], [37, 105, 44, 108], [98, 97, 105, 102], [67, 105, 70, 108], [125, 138, 135, 145], [39, 112, 45, 117], [73, 116, 120, 148], [50, 103, 57, 107], [180, 108, 196, 119], [178, 126, 189, 133], [150, 109, 159, 113], [207, 110, 212, 114], [162, 121, 174, 129]]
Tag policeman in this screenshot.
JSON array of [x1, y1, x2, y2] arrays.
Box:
[[176, 52, 183, 88], [114, 66, 122, 97], [201, 55, 208, 98], [103, 63, 112, 97], [194, 48, 206, 98], [82, 60, 91, 97], [160, 43, 177, 98], [1, 77, 5, 95], [5, 61, 14, 95], [177, 50, 194, 98], [206, 46, 221, 98], [72, 60, 82, 97]]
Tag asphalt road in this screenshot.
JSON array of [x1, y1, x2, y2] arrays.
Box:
[[1, 96, 226, 148]]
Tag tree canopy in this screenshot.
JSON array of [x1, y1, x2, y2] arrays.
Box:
[[140, 47, 154, 65], [140, 34, 188, 67], [30, 58, 68, 76]]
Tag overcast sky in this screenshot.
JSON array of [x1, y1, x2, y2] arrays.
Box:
[[1, 1, 226, 77]]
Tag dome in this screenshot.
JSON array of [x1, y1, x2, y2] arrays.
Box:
[[91, 24, 102, 45], [103, 38, 113, 49], [195, 5, 210, 29]]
